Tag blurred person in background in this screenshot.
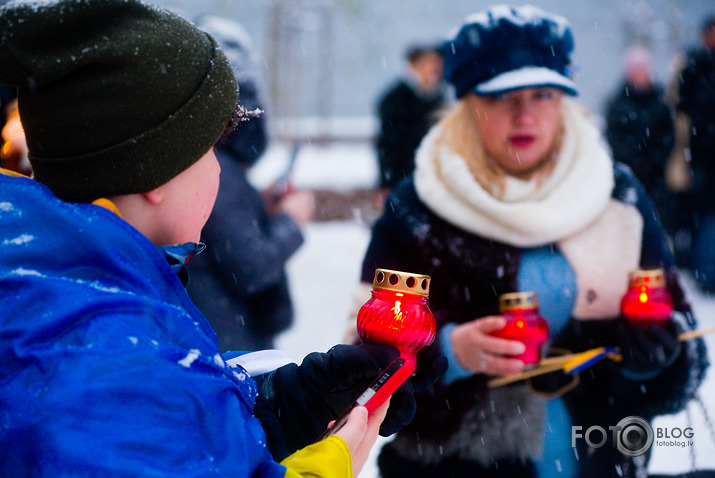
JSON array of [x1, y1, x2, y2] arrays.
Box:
[[672, 14, 715, 292], [604, 45, 678, 250], [356, 5, 708, 477], [186, 15, 315, 352], [374, 43, 446, 199]]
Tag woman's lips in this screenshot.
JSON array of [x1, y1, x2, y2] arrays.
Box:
[[509, 135, 536, 148]]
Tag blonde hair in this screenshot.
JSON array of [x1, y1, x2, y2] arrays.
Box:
[[434, 98, 564, 197]]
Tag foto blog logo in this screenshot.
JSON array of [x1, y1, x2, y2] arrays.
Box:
[[572, 416, 654, 457]]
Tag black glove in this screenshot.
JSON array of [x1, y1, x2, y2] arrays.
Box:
[[616, 320, 682, 378], [379, 340, 447, 436], [253, 342, 446, 460]]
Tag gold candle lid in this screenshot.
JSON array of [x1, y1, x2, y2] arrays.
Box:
[[499, 291, 538, 312], [628, 269, 666, 288], [372, 268, 431, 297]]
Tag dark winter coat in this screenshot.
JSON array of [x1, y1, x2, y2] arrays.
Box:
[[677, 46, 715, 213], [0, 173, 288, 477], [361, 100, 708, 478], [186, 18, 303, 353], [186, 145, 303, 352], [605, 82, 674, 204], [375, 78, 445, 189]]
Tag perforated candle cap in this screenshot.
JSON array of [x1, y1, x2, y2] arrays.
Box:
[[499, 291, 539, 312], [628, 269, 666, 288], [372, 268, 431, 297]]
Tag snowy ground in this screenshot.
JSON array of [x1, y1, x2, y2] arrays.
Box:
[[254, 141, 715, 477]]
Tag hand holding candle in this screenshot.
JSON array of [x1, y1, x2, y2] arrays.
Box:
[[319, 268, 436, 439], [489, 292, 550, 365]]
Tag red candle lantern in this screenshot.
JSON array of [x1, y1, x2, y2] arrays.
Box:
[[490, 291, 549, 365], [320, 268, 435, 439], [620, 269, 673, 325]]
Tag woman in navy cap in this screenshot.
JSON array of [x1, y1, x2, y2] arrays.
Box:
[[358, 5, 708, 477]]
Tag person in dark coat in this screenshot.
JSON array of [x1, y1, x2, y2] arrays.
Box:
[[355, 5, 708, 477], [674, 15, 715, 291], [375, 44, 446, 192], [186, 16, 314, 353], [605, 45, 676, 234]]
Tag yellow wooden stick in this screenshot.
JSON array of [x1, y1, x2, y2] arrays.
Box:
[[488, 362, 566, 388], [677, 326, 715, 342]]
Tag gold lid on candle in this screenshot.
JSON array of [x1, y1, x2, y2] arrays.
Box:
[[499, 291, 538, 312], [628, 269, 666, 288], [372, 268, 431, 297]]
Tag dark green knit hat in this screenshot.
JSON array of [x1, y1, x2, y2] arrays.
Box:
[[0, 0, 238, 202]]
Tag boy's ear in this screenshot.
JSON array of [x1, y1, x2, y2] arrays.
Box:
[[142, 185, 166, 205]]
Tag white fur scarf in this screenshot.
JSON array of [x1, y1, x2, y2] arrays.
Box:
[[414, 98, 643, 319]]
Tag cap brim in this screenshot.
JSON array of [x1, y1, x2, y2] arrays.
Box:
[[473, 66, 578, 96]]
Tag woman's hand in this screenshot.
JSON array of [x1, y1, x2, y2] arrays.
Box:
[[450, 316, 526, 376], [334, 400, 389, 477]]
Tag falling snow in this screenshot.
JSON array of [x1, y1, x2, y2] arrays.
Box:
[[255, 141, 715, 477]]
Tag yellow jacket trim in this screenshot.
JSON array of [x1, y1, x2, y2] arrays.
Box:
[[280, 436, 352, 478], [0, 167, 26, 178]]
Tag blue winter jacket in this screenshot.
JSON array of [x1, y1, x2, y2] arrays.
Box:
[[0, 173, 286, 477]]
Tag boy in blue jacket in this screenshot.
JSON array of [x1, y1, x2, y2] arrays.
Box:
[[0, 1, 444, 476]]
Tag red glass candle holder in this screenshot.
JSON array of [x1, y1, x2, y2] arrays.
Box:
[[319, 269, 435, 440], [357, 269, 436, 357], [621, 269, 673, 325], [490, 291, 549, 365]]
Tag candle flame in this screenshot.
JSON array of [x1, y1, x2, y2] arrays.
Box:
[[391, 300, 404, 323]]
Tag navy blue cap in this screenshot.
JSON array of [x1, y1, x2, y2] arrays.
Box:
[[443, 5, 577, 98]]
